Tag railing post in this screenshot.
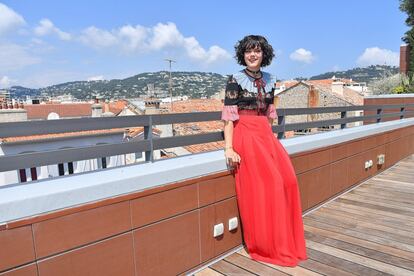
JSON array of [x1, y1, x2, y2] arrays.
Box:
[[144, 116, 154, 162], [340, 111, 346, 129], [400, 106, 405, 119], [376, 108, 382, 123], [277, 114, 285, 139]]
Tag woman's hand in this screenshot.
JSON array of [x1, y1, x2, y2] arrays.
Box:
[[225, 147, 241, 167]]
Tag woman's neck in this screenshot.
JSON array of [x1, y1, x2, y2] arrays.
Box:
[[245, 67, 262, 78]]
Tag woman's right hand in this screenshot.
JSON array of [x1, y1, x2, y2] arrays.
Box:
[[225, 148, 241, 167]]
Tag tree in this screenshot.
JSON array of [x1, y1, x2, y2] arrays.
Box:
[[400, 0, 414, 74]]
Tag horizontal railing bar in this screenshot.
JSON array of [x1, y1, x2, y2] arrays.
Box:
[[278, 104, 414, 115], [0, 140, 151, 172], [153, 132, 224, 149], [2, 104, 413, 138]]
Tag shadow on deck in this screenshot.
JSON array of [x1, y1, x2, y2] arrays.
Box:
[[195, 154, 414, 276]]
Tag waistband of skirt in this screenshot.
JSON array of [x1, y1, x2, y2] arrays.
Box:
[[238, 109, 266, 116]]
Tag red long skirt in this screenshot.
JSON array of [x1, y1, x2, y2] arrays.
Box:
[[232, 114, 308, 267]]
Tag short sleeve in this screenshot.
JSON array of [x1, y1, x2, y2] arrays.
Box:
[[222, 75, 240, 121], [266, 104, 277, 120], [221, 105, 239, 121]]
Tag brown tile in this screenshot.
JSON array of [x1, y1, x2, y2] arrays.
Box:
[[0, 226, 35, 272], [199, 205, 215, 262], [331, 144, 348, 162], [308, 149, 331, 170], [331, 158, 349, 194], [375, 133, 386, 146], [131, 184, 198, 228], [198, 175, 236, 207], [363, 136, 377, 151], [214, 198, 242, 256], [347, 139, 365, 156], [348, 151, 370, 185], [33, 201, 131, 258], [37, 233, 134, 276], [0, 264, 37, 276], [307, 165, 332, 208], [296, 173, 309, 211], [291, 155, 308, 174], [133, 210, 200, 276]]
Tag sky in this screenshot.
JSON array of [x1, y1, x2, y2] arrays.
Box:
[[0, 0, 408, 88]]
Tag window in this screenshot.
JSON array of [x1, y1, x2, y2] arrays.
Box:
[[58, 163, 65, 176], [30, 167, 38, 181], [68, 162, 74, 174], [19, 169, 27, 183], [101, 157, 107, 169]]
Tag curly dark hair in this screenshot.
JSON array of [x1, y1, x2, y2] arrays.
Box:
[[234, 35, 275, 67]]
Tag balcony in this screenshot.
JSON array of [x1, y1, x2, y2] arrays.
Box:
[[0, 96, 413, 276]]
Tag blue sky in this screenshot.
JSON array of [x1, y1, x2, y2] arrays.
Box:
[[0, 0, 407, 88]]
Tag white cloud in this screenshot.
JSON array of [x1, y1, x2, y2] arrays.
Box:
[[0, 76, 12, 88], [79, 22, 230, 64], [357, 47, 399, 66], [34, 18, 71, 41], [87, 75, 104, 81], [0, 3, 25, 35], [0, 43, 41, 73], [79, 26, 118, 49], [290, 48, 315, 64]]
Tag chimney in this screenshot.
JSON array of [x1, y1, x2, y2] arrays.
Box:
[[91, 96, 103, 117], [331, 81, 344, 96], [144, 98, 161, 115], [400, 44, 410, 75]]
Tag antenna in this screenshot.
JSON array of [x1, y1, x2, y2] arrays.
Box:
[[164, 58, 176, 112]]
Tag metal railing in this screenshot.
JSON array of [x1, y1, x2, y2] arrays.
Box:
[[0, 104, 413, 173]]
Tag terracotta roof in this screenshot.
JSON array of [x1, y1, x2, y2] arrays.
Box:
[[184, 141, 224, 154], [1, 126, 161, 144], [165, 98, 223, 113], [104, 100, 127, 115], [1, 129, 125, 144], [25, 103, 92, 120], [275, 81, 299, 89], [164, 99, 225, 154]]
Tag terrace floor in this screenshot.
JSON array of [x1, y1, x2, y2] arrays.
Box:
[[194, 154, 414, 276]]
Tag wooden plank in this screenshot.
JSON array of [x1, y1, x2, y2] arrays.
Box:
[[194, 267, 225, 276], [224, 253, 288, 276], [309, 209, 414, 242], [303, 218, 414, 253], [320, 204, 414, 232], [367, 178, 414, 188], [306, 247, 389, 276], [210, 259, 255, 275], [348, 189, 413, 205], [315, 206, 414, 235], [357, 184, 414, 195], [304, 225, 414, 261], [305, 230, 414, 272], [325, 201, 414, 223], [306, 240, 414, 276], [340, 193, 414, 213], [236, 249, 322, 276]]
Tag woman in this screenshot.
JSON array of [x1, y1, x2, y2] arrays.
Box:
[[222, 35, 308, 267]]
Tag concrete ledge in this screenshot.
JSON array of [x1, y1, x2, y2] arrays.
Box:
[[1, 117, 413, 224]]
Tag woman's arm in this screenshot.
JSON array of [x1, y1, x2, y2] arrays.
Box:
[[223, 120, 241, 165]]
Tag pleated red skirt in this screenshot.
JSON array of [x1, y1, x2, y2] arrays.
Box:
[[232, 114, 308, 267]]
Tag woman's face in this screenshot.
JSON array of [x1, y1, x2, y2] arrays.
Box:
[[244, 46, 263, 70]]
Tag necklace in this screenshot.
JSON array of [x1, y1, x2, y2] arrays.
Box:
[[245, 67, 261, 75]]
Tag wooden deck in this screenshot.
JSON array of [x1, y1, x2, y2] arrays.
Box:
[[193, 154, 414, 276]]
